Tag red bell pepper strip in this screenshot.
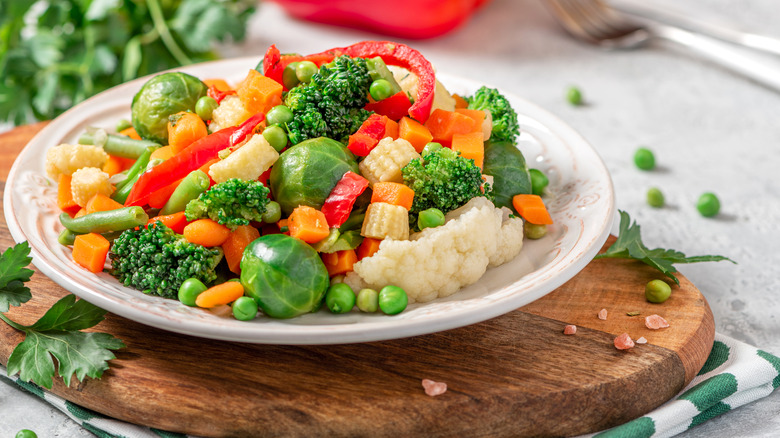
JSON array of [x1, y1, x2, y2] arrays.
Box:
[[321, 171, 370, 228], [230, 113, 266, 147], [207, 85, 236, 104], [124, 127, 237, 207], [364, 91, 412, 121], [347, 113, 389, 156], [262, 41, 435, 122]]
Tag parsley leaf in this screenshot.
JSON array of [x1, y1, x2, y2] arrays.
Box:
[[595, 210, 735, 284], [0, 242, 124, 389], [0, 241, 34, 312], [0, 0, 256, 125]]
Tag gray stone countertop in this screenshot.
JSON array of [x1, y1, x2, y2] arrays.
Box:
[[2, 0, 779, 436]]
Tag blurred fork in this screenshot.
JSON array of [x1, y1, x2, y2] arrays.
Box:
[[544, 0, 780, 92]]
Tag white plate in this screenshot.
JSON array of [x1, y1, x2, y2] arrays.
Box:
[[3, 57, 615, 345]]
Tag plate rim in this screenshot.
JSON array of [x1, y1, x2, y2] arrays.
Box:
[[3, 57, 615, 344]]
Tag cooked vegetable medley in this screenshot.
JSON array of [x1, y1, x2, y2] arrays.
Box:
[[49, 41, 554, 320]]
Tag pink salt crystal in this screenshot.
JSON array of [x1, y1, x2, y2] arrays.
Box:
[[636, 337, 648, 344], [614, 333, 635, 350], [422, 379, 447, 396], [597, 308, 608, 320], [563, 325, 577, 335], [645, 314, 670, 330]]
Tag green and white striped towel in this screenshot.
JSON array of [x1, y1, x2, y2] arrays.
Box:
[[2, 333, 779, 438]]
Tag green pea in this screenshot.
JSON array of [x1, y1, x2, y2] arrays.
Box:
[[325, 283, 356, 314], [529, 168, 549, 196], [524, 222, 547, 239], [261, 201, 282, 224], [645, 279, 672, 303], [647, 187, 665, 208], [421, 142, 443, 157], [178, 278, 208, 306], [634, 147, 655, 170], [296, 61, 318, 83], [232, 296, 259, 321], [195, 96, 218, 121], [418, 208, 445, 230], [378, 285, 408, 315], [357, 288, 379, 313], [283, 62, 300, 89], [266, 105, 293, 126], [697, 192, 720, 217], [263, 124, 288, 152], [369, 79, 394, 101], [566, 86, 583, 106], [15, 430, 37, 438], [115, 118, 132, 132]]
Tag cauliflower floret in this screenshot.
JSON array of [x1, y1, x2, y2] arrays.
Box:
[[359, 137, 420, 185], [489, 207, 524, 267], [209, 95, 252, 132], [349, 197, 500, 303], [70, 167, 114, 207], [209, 134, 279, 184], [45, 143, 108, 180]]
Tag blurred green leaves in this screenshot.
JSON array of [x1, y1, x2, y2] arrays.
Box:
[[0, 0, 256, 125]]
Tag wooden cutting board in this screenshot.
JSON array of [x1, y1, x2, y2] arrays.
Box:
[[0, 125, 714, 437]]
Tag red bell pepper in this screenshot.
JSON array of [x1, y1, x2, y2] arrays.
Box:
[[321, 171, 370, 228], [347, 114, 392, 156], [207, 85, 236, 104], [124, 127, 237, 207], [263, 41, 436, 123], [230, 113, 265, 147], [269, 0, 490, 40], [364, 91, 412, 121]]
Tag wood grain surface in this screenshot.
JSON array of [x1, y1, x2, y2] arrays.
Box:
[[0, 125, 715, 437]]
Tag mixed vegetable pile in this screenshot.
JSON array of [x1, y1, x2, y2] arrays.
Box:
[[48, 41, 555, 321]]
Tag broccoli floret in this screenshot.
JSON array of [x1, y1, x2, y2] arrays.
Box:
[[466, 86, 520, 144], [284, 55, 373, 144], [402, 148, 491, 225], [185, 178, 270, 229], [109, 222, 223, 299]]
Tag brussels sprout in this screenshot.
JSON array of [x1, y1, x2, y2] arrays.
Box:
[[270, 137, 359, 215], [240, 234, 329, 319], [482, 140, 532, 211], [131, 72, 208, 144]]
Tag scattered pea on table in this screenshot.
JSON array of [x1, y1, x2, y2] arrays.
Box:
[[697, 192, 721, 217], [645, 279, 672, 303], [634, 147, 656, 170]]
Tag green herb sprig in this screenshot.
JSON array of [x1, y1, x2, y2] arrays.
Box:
[[596, 210, 735, 284], [0, 0, 256, 125], [0, 242, 124, 389]]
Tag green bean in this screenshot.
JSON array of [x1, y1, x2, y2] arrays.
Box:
[[112, 149, 155, 203], [59, 207, 148, 234], [160, 170, 210, 215], [113, 146, 154, 191], [80, 130, 160, 159], [58, 228, 77, 246], [115, 119, 132, 132]]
